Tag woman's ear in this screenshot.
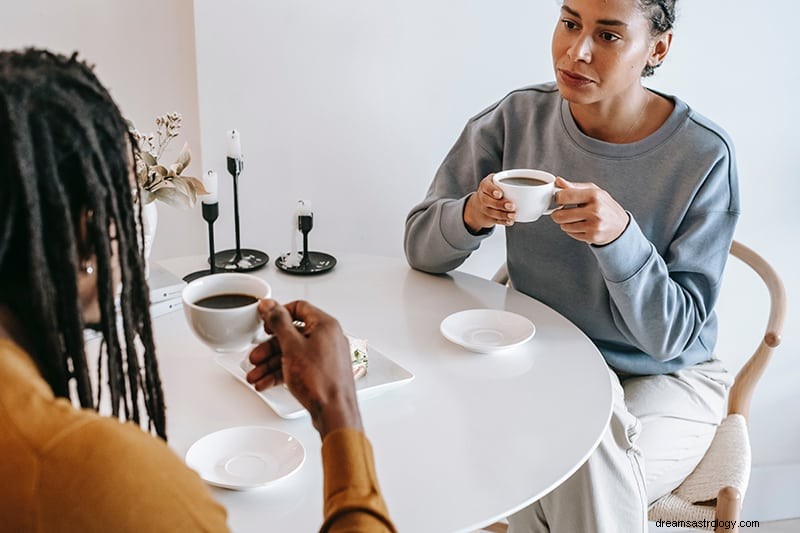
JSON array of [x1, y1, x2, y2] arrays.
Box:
[[649, 30, 673, 68]]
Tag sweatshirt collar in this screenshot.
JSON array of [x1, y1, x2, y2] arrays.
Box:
[[559, 90, 689, 158]]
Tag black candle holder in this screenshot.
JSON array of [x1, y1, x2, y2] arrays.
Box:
[[275, 210, 336, 275], [183, 201, 220, 282], [213, 156, 269, 272]]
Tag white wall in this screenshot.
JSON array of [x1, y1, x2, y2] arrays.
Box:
[[193, 0, 799, 518], [192, 0, 554, 263], [0, 0, 206, 261]]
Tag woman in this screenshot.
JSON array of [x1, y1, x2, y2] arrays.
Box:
[[405, 1, 737, 531], [0, 49, 394, 532]]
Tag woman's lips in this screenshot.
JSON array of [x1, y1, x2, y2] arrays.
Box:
[[558, 69, 594, 88]]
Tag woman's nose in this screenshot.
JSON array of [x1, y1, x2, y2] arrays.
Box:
[[567, 35, 592, 63]]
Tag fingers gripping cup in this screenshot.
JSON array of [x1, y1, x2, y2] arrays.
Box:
[[493, 169, 562, 223], [182, 273, 271, 352]]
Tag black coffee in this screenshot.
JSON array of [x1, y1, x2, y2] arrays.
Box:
[[195, 293, 258, 309], [501, 177, 548, 186]]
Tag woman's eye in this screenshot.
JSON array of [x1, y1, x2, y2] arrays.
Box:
[[562, 19, 578, 30], [599, 32, 620, 42]]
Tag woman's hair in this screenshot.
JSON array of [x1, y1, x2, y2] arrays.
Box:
[[638, 0, 677, 77], [0, 49, 166, 439]]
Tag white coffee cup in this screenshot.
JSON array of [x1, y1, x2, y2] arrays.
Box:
[[182, 273, 271, 352], [492, 169, 562, 223]]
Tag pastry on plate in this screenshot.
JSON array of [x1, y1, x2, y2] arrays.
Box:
[[239, 333, 369, 380]]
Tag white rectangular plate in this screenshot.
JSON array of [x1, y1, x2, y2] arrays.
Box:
[[215, 344, 414, 419]]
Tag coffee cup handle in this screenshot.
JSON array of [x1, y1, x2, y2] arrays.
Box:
[[543, 186, 564, 216]]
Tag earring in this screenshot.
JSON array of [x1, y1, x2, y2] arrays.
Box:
[[81, 260, 94, 275]]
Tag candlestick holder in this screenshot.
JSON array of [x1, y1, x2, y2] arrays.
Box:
[[183, 202, 220, 282], [275, 210, 337, 275], [213, 156, 269, 272]]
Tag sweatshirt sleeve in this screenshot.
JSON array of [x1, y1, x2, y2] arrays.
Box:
[[320, 428, 396, 533], [404, 118, 502, 273], [590, 152, 740, 362]]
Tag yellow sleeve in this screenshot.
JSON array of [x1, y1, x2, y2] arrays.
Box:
[[320, 428, 396, 533], [37, 416, 229, 533]]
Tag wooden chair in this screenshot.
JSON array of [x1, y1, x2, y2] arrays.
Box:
[[487, 241, 787, 533]]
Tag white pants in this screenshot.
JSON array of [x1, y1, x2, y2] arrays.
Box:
[[508, 359, 732, 533]]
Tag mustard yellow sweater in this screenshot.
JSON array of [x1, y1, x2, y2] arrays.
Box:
[[0, 339, 395, 532]]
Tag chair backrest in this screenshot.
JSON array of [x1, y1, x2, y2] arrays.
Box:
[[725, 241, 787, 420], [491, 240, 787, 421], [491, 263, 509, 286]]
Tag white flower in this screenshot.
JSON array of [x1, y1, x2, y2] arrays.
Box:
[[130, 113, 207, 208]]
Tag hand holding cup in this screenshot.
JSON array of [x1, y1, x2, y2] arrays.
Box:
[[464, 169, 563, 232], [550, 176, 630, 245], [492, 169, 562, 223], [463, 173, 517, 232], [246, 299, 363, 438]]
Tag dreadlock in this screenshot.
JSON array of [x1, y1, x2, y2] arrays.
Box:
[[0, 48, 166, 439]]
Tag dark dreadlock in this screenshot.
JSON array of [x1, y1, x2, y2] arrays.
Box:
[[0, 48, 166, 439]]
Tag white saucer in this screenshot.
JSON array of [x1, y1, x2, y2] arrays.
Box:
[[440, 309, 536, 353], [185, 426, 305, 490]]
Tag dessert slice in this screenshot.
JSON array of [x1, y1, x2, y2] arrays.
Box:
[[348, 334, 368, 380]]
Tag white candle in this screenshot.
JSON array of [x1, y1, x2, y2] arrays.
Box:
[[290, 203, 299, 257], [226, 129, 242, 159], [202, 170, 218, 204], [298, 200, 312, 216], [283, 200, 307, 268]]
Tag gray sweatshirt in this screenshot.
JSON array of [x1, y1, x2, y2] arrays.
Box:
[[405, 82, 739, 375]]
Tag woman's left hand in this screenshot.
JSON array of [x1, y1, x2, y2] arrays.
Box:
[[550, 177, 630, 246]]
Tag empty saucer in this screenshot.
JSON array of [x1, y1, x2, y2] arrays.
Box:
[[440, 309, 535, 353], [185, 426, 305, 490]]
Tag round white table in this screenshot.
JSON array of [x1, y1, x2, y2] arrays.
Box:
[[156, 253, 612, 533]]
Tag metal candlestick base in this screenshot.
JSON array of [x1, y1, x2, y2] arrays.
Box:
[[213, 248, 269, 272], [182, 268, 214, 283], [275, 251, 336, 275]]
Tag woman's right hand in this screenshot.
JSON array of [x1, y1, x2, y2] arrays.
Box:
[[463, 173, 516, 233], [246, 299, 362, 438]]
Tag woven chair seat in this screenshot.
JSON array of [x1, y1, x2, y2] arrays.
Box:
[[648, 414, 751, 529]]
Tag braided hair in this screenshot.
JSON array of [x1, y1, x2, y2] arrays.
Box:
[[0, 48, 166, 439], [638, 0, 678, 77]]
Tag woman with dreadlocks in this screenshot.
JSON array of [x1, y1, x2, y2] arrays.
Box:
[[0, 49, 394, 532]]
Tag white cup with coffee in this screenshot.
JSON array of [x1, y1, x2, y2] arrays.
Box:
[[182, 273, 271, 352], [492, 169, 562, 223]]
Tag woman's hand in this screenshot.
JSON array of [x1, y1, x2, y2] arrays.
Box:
[[463, 173, 516, 233], [246, 299, 362, 438], [551, 177, 630, 245]]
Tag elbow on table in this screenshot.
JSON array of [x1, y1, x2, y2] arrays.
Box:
[[404, 251, 455, 275], [403, 229, 458, 274]]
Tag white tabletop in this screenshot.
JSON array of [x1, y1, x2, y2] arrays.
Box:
[[156, 253, 612, 533]]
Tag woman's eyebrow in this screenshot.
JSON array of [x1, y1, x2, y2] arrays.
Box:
[[561, 5, 628, 27]]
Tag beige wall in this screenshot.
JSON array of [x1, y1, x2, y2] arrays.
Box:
[[0, 0, 205, 262]]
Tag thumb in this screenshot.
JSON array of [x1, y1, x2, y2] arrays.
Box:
[[260, 299, 304, 346], [554, 176, 573, 188]]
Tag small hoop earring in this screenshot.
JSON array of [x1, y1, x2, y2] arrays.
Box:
[[81, 261, 94, 275]]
